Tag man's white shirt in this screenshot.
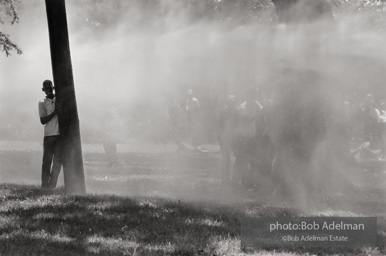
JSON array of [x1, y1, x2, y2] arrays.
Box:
[[38, 98, 59, 136]]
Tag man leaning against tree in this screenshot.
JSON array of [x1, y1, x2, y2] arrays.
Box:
[[38, 79, 62, 189]]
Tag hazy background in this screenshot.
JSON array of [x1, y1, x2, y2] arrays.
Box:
[[1, 0, 386, 144]]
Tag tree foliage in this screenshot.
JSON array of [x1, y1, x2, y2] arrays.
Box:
[[2, 0, 386, 56], [67, 0, 274, 38], [331, 0, 386, 29], [0, 0, 22, 56], [67, 0, 386, 37]]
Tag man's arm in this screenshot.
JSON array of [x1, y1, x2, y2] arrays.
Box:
[[40, 110, 56, 125], [38, 101, 57, 125]]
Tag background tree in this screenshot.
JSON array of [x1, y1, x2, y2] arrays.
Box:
[[272, 0, 332, 23], [0, 0, 22, 56]]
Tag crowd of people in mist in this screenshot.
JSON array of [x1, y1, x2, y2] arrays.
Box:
[[96, 74, 386, 199], [218, 87, 386, 197]]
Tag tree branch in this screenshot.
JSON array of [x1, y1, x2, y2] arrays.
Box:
[[0, 0, 22, 56], [0, 31, 22, 56]]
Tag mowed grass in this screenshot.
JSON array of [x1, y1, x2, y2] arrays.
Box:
[[0, 184, 236, 255], [0, 140, 386, 255], [0, 184, 384, 256]]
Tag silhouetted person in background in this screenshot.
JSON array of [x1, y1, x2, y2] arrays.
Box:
[[185, 89, 201, 146], [38, 79, 62, 189], [232, 88, 264, 189], [218, 95, 239, 187]]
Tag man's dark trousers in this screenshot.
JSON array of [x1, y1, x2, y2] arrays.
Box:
[[42, 135, 62, 188]]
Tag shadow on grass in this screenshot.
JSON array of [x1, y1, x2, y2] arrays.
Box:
[[0, 184, 242, 256], [0, 184, 385, 256]]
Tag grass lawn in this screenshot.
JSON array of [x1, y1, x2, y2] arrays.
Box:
[[0, 184, 242, 256], [0, 140, 385, 255]]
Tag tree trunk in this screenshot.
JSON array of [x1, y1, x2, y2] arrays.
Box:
[[45, 0, 86, 195]]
